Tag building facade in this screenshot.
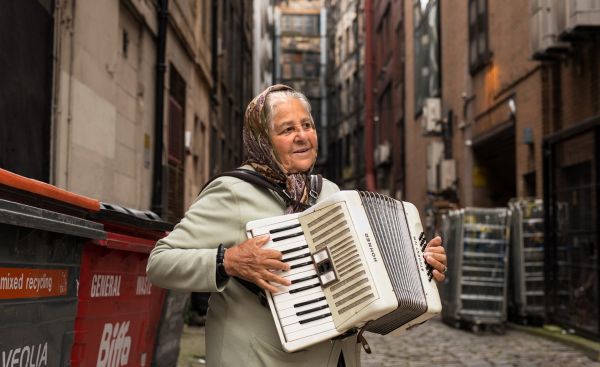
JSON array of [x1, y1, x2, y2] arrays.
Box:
[[209, 0, 254, 180], [274, 0, 328, 169], [253, 0, 275, 95], [0, 0, 253, 226], [325, 0, 365, 189]]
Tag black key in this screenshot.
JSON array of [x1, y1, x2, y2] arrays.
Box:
[[273, 231, 304, 242], [281, 244, 309, 255], [297, 304, 329, 316], [290, 261, 314, 270], [270, 223, 302, 234], [283, 253, 311, 263], [299, 312, 332, 324], [289, 282, 321, 294], [291, 274, 318, 284], [294, 296, 326, 308], [419, 232, 425, 241]]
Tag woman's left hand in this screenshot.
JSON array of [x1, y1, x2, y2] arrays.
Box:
[[424, 236, 447, 282]]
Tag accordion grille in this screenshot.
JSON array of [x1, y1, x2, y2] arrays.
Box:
[[306, 204, 375, 315], [358, 191, 428, 334]]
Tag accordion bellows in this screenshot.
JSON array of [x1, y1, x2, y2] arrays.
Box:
[[246, 190, 441, 352]]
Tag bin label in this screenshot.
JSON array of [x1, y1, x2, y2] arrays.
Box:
[[0, 268, 68, 299], [90, 274, 121, 298], [2, 342, 48, 367], [135, 276, 151, 295], [97, 321, 131, 367]]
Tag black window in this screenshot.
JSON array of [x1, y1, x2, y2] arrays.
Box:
[[468, 0, 491, 74]]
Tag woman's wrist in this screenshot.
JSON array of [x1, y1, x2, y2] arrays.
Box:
[[216, 244, 230, 280]]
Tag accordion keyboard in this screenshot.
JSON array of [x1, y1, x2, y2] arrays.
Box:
[[258, 219, 339, 343]]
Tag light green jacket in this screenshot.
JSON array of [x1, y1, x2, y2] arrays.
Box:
[[146, 167, 361, 367]]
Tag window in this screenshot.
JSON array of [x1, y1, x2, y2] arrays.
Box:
[[468, 0, 490, 74]]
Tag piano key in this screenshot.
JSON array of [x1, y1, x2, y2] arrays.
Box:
[[270, 223, 302, 234], [294, 296, 326, 308], [277, 263, 316, 278], [273, 278, 321, 296], [283, 314, 333, 335], [282, 253, 311, 262], [299, 312, 332, 324], [281, 244, 308, 255], [291, 274, 318, 284], [273, 284, 325, 305], [290, 261, 314, 270], [270, 270, 319, 293], [277, 299, 329, 318], [296, 303, 330, 316], [280, 308, 331, 327], [272, 231, 305, 242], [284, 320, 336, 342], [289, 282, 321, 294], [274, 287, 324, 311], [265, 238, 307, 253]]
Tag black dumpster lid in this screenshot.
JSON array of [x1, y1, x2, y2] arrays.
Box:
[[89, 202, 174, 232], [0, 199, 105, 239]]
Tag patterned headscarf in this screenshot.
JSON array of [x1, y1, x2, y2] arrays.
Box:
[[243, 84, 317, 213]]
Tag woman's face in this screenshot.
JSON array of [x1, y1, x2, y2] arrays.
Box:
[[268, 98, 318, 173]]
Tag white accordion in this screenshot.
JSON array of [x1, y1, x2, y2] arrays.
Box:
[[246, 190, 442, 352]]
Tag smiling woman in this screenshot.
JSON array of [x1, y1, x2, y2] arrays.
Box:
[[146, 84, 448, 367], [268, 97, 318, 173]]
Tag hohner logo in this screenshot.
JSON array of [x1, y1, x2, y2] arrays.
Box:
[[365, 233, 377, 262]]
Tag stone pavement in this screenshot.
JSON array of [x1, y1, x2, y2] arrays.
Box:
[[177, 317, 600, 366], [360, 318, 600, 367]]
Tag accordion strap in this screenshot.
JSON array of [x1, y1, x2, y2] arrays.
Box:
[[199, 168, 323, 306]]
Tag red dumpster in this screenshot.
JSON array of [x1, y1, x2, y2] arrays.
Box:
[[71, 203, 172, 367]]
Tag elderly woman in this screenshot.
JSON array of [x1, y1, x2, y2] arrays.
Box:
[[146, 85, 447, 367]]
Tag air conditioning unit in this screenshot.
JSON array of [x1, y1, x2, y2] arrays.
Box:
[[439, 159, 456, 191], [185, 131, 192, 154], [374, 141, 391, 166], [422, 98, 441, 135], [565, 0, 600, 32], [426, 141, 444, 192], [530, 0, 569, 58]]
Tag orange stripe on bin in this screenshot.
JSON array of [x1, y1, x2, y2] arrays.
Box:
[[0, 267, 69, 299], [0, 168, 100, 211]]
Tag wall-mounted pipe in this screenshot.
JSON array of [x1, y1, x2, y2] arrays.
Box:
[[364, 0, 377, 191], [151, 0, 168, 216]]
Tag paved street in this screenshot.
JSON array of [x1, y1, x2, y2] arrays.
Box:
[[361, 318, 600, 367], [177, 317, 600, 366]]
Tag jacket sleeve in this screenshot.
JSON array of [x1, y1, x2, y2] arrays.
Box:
[[146, 178, 243, 292]]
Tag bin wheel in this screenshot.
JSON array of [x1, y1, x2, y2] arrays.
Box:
[[470, 324, 480, 333]]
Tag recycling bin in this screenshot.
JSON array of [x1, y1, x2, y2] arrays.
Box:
[[0, 169, 104, 366], [70, 203, 173, 367]]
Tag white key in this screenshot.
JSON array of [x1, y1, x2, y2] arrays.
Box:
[[274, 286, 325, 311], [274, 285, 325, 305], [278, 263, 316, 279], [281, 308, 332, 329], [283, 315, 334, 337], [285, 320, 337, 342], [273, 276, 320, 296], [278, 299, 329, 318]]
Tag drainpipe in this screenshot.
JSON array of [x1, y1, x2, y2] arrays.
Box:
[[364, 0, 377, 191], [151, 0, 168, 216]]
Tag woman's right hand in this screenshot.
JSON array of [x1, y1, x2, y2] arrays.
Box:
[[223, 235, 291, 293]]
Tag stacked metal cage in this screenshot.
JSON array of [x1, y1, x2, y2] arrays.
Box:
[[441, 207, 511, 332], [508, 198, 545, 324]]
